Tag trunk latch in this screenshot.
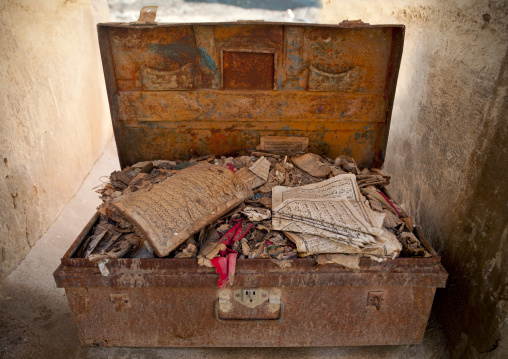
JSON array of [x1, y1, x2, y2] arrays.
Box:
[[130, 6, 158, 25], [367, 291, 386, 310], [233, 288, 269, 308]]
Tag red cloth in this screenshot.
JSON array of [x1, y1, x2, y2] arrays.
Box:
[[210, 219, 254, 287]]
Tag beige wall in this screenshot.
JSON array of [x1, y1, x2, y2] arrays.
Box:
[[0, 0, 112, 280], [322, 0, 508, 357]]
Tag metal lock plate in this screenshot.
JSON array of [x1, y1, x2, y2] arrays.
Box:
[[233, 288, 269, 308]]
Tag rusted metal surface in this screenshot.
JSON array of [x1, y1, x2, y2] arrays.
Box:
[[53, 21, 450, 347], [223, 52, 275, 90], [62, 285, 437, 347], [54, 214, 447, 347], [97, 22, 404, 169], [133, 6, 157, 24]]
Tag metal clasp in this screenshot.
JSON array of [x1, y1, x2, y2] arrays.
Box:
[[367, 291, 386, 310], [130, 6, 158, 25]]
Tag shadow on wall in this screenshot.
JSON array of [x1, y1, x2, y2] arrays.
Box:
[[183, 0, 321, 11]]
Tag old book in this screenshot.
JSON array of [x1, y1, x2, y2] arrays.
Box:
[[272, 174, 401, 254], [257, 136, 309, 155], [113, 163, 253, 257], [236, 167, 266, 189]]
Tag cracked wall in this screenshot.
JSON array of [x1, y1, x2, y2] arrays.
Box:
[[322, 0, 508, 357], [0, 0, 112, 280]]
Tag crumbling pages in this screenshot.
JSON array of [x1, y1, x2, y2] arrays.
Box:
[[285, 231, 400, 257], [272, 174, 401, 255], [272, 198, 383, 247], [272, 174, 382, 228], [249, 156, 270, 181], [272, 174, 361, 206], [113, 163, 253, 257]]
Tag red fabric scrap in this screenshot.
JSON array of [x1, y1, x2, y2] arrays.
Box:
[[219, 220, 244, 246], [210, 219, 255, 288], [227, 251, 238, 285], [210, 256, 228, 288], [377, 190, 402, 218], [226, 163, 235, 172]]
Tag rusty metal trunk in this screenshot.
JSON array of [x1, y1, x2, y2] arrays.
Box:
[[54, 19, 448, 347], [55, 213, 447, 347]]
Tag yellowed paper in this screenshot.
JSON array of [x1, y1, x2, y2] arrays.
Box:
[[258, 136, 309, 155], [273, 174, 383, 231], [272, 174, 361, 206], [113, 163, 253, 257], [249, 156, 271, 181], [291, 153, 331, 177], [236, 167, 265, 189], [272, 198, 382, 247], [285, 231, 400, 257], [316, 254, 361, 271], [272, 174, 401, 254]]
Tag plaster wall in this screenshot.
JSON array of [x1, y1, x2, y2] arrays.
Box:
[[322, 0, 508, 357], [0, 0, 111, 280]]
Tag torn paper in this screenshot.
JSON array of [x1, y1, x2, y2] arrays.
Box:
[[285, 232, 384, 255], [241, 206, 271, 221], [236, 167, 266, 189], [272, 174, 378, 227], [291, 153, 331, 178], [272, 198, 384, 247], [97, 259, 110, 276], [316, 254, 361, 271], [249, 156, 271, 181]]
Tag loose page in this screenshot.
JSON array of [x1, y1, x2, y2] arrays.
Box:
[[113, 163, 253, 257], [272, 174, 401, 254], [272, 174, 378, 226], [236, 167, 265, 189], [272, 174, 361, 206], [249, 156, 271, 181], [285, 232, 399, 256], [272, 198, 383, 247], [291, 153, 331, 178]]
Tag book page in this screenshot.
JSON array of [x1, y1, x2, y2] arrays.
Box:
[[272, 174, 361, 207], [285, 232, 397, 256], [272, 174, 381, 226], [249, 156, 271, 181], [272, 198, 383, 247]]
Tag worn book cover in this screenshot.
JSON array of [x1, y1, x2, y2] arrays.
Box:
[[113, 163, 252, 257]]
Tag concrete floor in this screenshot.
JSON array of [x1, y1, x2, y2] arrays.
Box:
[[0, 140, 450, 359]]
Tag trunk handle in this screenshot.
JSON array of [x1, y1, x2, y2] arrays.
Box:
[[214, 299, 284, 324]]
